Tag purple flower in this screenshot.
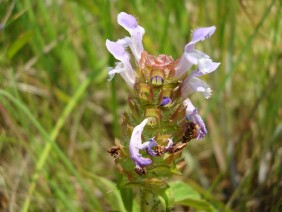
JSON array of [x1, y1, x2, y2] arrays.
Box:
[[117, 12, 145, 61], [173, 27, 220, 99], [106, 40, 135, 88], [160, 97, 172, 107], [129, 118, 152, 168], [129, 119, 175, 168], [144, 138, 158, 157], [183, 98, 207, 139], [143, 138, 174, 156], [165, 138, 174, 151], [106, 12, 145, 88], [175, 26, 219, 79]]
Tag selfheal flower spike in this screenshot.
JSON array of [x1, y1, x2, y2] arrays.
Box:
[[107, 12, 219, 183]]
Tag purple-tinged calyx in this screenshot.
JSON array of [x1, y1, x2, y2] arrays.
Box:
[[183, 99, 207, 139], [160, 97, 172, 107]]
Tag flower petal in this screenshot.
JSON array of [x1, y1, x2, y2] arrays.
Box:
[[198, 58, 220, 75], [165, 138, 174, 151], [107, 62, 135, 88], [186, 50, 220, 77], [117, 12, 144, 61], [118, 12, 139, 30], [106, 39, 136, 88], [183, 98, 196, 117], [185, 26, 216, 52], [175, 26, 216, 79], [145, 138, 158, 157], [183, 98, 208, 139], [174, 55, 194, 80], [182, 77, 212, 99], [129, 118, 152, 168], [193, 112, 208, 139], [106, 39, 129, 62], [160, 97, 172, 107]]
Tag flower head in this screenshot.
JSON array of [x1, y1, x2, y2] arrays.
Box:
[[107, 12, 219, 179]]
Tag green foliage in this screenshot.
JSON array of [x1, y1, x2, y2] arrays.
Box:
[[170, 181, 216, 211], [0, 0, 281, 211]]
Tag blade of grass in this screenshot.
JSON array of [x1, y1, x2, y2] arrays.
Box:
[[0, 73, 102, 211], [102, 0, 120, 138], [205, 0, 276, 115]]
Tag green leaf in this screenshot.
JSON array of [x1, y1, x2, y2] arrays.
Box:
[[157, 185, 174, 210], [178, 198, 217, 212], [169, 181, 217, 212], [169, 181, 201, 202]]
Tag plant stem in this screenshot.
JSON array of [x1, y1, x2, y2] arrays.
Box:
[[140, 188, 154, 212]]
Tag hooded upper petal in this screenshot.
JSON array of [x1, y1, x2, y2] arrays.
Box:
[[185, 26, 216, 52], [117, 12, 145, 61]]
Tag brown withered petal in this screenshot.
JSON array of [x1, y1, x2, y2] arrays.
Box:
[[168, 142, 187, 154], [135, 166, 147, 176], [182, 122, 199, 143], [108, 146, 121, 160]]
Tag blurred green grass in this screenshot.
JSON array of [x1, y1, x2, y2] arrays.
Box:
[[0, 0, 281, 211]]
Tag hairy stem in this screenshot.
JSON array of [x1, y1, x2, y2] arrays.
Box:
[[140, 188, 165, 212]]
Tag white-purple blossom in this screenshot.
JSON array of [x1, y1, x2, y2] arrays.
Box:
[[106, 12, 145, 88], [174, 27, 220, 100], [175, 26, 218, 79], [106, 40, 136, 88], [183, 98, 207, 139], [117, 12, 145, 61], [129, 118, 152, 168], [129, 119, 175, 169]]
